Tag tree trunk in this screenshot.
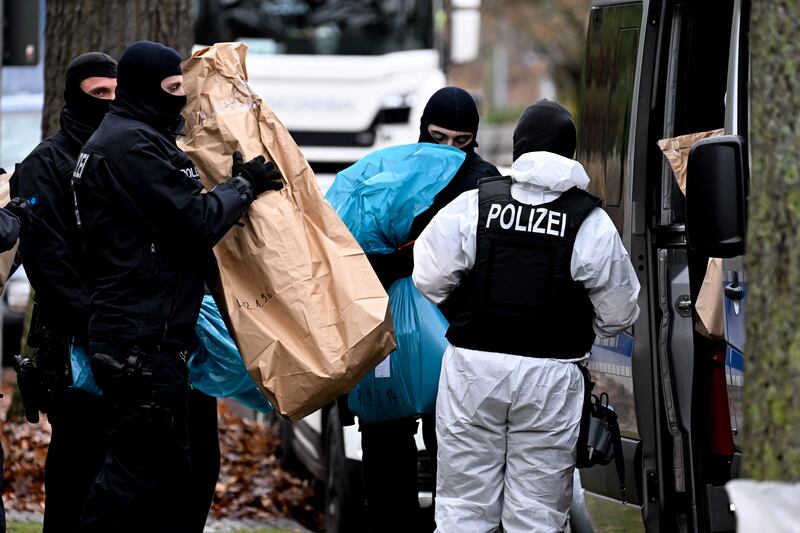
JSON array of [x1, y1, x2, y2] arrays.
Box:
[[743, 0, 800, 480], [41, 0, 193, 137]]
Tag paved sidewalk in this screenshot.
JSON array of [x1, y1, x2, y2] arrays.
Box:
[[205, 516, 313, 532], [5, 511, 314, 533]]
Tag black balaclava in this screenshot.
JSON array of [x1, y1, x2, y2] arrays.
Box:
[[512, 99, 577, 161], [116, 40, 185, 127], [62, 52, 117, 132], [418, 87, 480, 154]]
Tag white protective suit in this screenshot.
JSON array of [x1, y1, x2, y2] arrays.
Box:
[[413, 151, 640, 533]]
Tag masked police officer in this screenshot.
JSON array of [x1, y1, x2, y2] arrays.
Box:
[[73, 41, 282, 533], [413, 100, 640, 533], [11, 52, 117, 533], [359, 87, 499, 533]]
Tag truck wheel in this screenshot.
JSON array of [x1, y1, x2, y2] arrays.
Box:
[[325, 405, 364, 533]]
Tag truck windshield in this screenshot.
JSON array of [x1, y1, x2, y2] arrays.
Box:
[[195, 0, 434, 55]]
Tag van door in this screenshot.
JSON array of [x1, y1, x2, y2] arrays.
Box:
[[576, 1, 647, 529], [578, 0, 747, 531], [720, 0, 749, 464], [649, 1, 740, 531]]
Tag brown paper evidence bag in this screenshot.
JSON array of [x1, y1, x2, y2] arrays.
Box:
[[180, 42, 395, 421], [658, 129, 725, 341]]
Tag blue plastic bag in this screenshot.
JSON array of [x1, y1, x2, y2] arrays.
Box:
[[325, 143, 465, 253], [326, 143, 464, 423], [347, 277, 449, 421], [70, 344, 103, 397], [189, 296, 273, 413]]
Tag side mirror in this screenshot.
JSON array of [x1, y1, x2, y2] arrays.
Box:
[[450, 1, 481, 64], [685, 135, 748, 258]]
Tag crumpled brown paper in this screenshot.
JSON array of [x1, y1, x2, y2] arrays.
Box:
[[658, 129, 724, 195], [658, 129, 726, 340], [695, 257, 725, 340], [179, 43, 395, 421], [0, 172, 19, 289]]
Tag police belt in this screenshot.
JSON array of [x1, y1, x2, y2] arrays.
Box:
[[89, 337, 193, 359]]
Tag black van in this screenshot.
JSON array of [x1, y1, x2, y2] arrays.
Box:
[[574, 0, 749, 531]]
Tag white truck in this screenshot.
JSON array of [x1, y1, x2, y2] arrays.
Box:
[[195, 0, 481, 191], [194, 2, 481, 532]]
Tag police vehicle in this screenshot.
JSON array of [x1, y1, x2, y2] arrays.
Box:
[[574, 0, 748, 531]]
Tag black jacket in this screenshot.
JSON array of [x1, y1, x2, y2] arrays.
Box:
[[367, 152, 499, 290], [74, 97, 254, 349], [12, 110, 93, 336]]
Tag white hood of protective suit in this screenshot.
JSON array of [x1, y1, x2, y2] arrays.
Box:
[[509, 151, 591, 205]]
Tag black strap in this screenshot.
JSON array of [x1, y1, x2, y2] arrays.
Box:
[[575, 362, 594, 468], [71, 176, 87, 256], [612, 414, 627, 503], [477, 175, 512, 205]]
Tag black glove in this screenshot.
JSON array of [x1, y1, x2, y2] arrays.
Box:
[[366, 243, 414, 291], [4, 197, 33, 232], [231, 151, 283, 195]]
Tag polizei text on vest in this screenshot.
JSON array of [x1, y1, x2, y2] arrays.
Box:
[[485, 203, 567, 237]]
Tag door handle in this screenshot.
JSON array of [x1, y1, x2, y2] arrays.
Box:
[[725, 283, 744, 301]]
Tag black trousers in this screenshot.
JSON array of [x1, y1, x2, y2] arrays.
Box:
[[43, 388, 107, 533], [78, 343, 193, 533], [360, 415, 439, 533], [187, 389, 220, 533]]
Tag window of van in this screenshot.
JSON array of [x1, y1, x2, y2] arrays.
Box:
[[673, 2, 734, 136], [577, 4, 641, 232], [659, 1, 735, 227]]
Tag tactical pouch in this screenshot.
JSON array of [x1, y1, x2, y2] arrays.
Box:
[[26, 302, 72, 410], [12, 355, 43, 423], [575, 363, 627, 503], [586, 392, 618, 464], [92, 349, 150, 413], [92, 346, 185, 427]]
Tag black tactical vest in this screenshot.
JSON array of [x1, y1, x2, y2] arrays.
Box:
[[446, 176, 601, 358]]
